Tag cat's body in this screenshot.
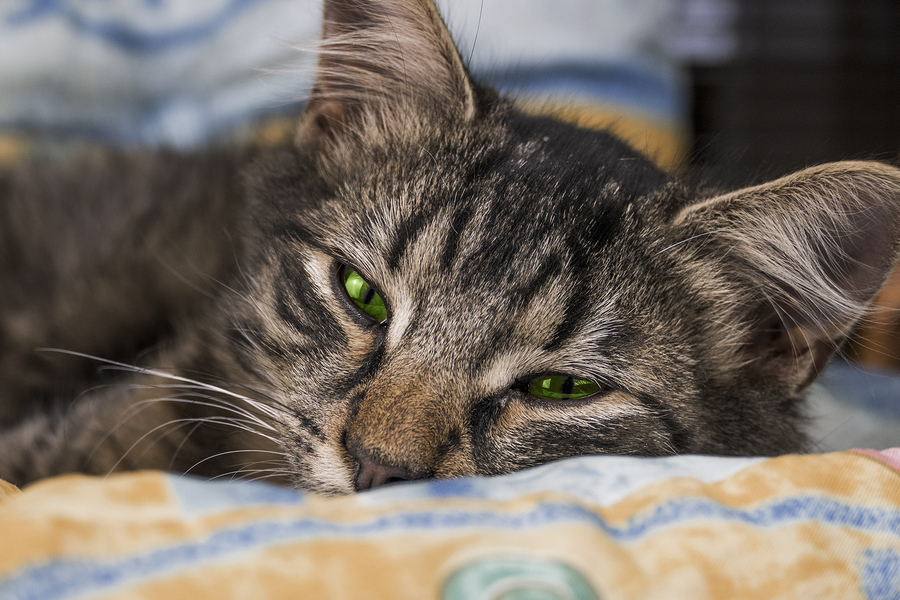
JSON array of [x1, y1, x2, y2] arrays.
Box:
[[2, 0, 900, 494]]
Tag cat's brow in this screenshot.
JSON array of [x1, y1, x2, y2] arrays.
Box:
[[385, 202, 443, 271], [439, 207, 474, 271], [510, 253, 564, 307], [544, 275, 596, 351]]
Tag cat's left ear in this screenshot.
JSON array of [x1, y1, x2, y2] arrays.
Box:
[[298, 0, 477, 146], [673, 161, 900, 393]]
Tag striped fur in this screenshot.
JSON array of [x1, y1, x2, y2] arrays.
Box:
[[2, 0, 900, 494]]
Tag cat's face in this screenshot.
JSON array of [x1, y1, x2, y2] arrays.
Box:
[[220, 0, 900, 494], [234, 112, 702, 493]]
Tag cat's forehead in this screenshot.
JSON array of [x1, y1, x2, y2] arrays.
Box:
[[321, 111, 670, 274], [304, 128, 666, 358], [252, 113, 691, 399]]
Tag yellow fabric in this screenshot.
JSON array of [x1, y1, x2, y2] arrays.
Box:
[[1, 450, 899, 599], [0, 479, 20, 502], [522, 99, 690, 173]]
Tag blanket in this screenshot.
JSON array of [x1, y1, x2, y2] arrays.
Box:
[[2, 449, 899, 599], [0, 0, 688, 168]]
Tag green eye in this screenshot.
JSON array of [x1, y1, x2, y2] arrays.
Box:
[[342, 267, 388, 323], [528, 375, 601, 401]]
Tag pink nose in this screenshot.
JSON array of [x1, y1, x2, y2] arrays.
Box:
[[348, 444, 415, 491]]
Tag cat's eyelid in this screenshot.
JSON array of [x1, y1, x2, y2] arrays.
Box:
[[519, 370, 615, 389]]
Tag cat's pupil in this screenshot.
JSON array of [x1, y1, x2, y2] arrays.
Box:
[[528, 375, 601, 401], [342, 266, 388, 323]]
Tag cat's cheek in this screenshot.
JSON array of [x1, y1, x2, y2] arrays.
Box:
[[306, 441, 358, 495], [272, 392, 358, 494], [429, 435, 480, 480], [283, 432, 357, 495], [487, 392, 660, 462], [341, 326, 378, 367]]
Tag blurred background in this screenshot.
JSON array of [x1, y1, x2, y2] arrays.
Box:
[[677, 0, 899, 188], [2, 1, 897, 179], [0, 0, 898, 448]]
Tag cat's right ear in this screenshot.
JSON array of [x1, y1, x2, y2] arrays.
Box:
[[297, 0, 477, 148], [671, 161, 900, 394]]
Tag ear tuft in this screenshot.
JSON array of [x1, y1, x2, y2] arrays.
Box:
[[674, 161, 900, 392], [298, 0, 476, 147]]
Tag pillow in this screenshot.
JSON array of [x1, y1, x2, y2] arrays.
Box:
[[1, 449, 898, 599]]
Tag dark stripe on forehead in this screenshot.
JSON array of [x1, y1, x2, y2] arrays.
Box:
[[274, 222, 322, 249], [543, 275, 592, 352], [510, 252, 564, 307], [471, 253, 566, 370], [386, 203, 442, 271], [543, 218, 626, 351], [440, 207, 474, 271]]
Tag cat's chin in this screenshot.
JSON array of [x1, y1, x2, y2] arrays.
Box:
[[285, 457, 357, 496]]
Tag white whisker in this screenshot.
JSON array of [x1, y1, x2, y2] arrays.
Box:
[[655, 229, 725, 255], [169, 420, 205, 470], [37, 349, 283, 418], [185, 449, 290, 476], [207, 462, 294, 482], [129, 390, 280, 431], [104, 419, 197, 475]]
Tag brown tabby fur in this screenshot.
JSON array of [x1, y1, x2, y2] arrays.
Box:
[[1, 0, 900, 494]]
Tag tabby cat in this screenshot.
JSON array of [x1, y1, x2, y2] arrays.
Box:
[[1, 0, 899, 494]]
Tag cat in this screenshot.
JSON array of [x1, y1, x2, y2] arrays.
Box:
[[1, 0, 900, 495]]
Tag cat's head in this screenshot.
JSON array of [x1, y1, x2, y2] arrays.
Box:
[[228, 0, 900, 494]]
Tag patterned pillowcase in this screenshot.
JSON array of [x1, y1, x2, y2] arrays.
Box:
[[1, 449, 898, 599]]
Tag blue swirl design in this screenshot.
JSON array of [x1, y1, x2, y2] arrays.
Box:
[[1, 493, 899, 600], [443, 558, 600, 600], [5, 0, 275, 52], [860, 548, 900, 600], [169, 475, 304, 516]]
